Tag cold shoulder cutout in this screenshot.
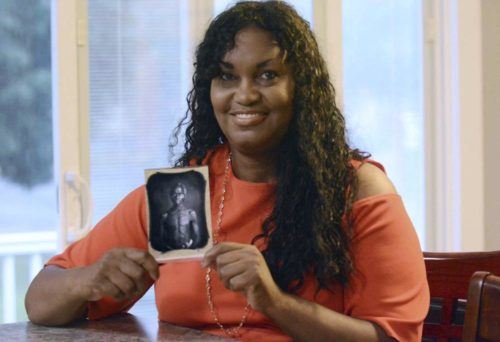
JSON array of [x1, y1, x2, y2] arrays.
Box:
[[354, 161, 397, 201]]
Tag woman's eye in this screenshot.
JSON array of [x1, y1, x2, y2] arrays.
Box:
[[261, 71, 277, 81], [219, 72, 235, 81]]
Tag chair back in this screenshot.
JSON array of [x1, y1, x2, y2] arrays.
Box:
[[423, 251, 500, 342], [463, 271, 500, 342]]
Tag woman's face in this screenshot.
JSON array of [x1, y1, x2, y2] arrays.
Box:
[[210, 26, 294, 156]]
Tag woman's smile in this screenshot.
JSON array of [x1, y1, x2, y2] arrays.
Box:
[[230, 111, 268, 127]]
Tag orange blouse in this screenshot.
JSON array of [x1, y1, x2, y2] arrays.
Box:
[[47, 144, 429, 341]]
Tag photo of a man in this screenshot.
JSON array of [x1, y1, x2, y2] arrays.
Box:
[[145, 167, 211, 261], [160, 182, 200, 249]]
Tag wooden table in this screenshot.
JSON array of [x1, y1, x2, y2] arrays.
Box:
[[0, 313, 232, 341]]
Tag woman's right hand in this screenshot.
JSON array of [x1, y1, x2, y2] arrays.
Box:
[[26, 247, 158, 325], [79, 247, 159, 302]]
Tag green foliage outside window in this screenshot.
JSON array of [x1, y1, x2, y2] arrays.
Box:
[[0, 0, 52, 188]]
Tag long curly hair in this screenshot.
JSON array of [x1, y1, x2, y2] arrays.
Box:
[[171, 1, 367, 292]]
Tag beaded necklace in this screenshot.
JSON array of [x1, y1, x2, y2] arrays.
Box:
[[205, 154, 251, 338]]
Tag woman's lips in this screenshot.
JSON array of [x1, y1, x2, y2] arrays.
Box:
[[230, 112, 267, 126]]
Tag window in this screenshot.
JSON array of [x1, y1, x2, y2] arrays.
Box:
[[0, 0, 56, 323], [342, 0, 425, 242], [88, 0, 188, 224]]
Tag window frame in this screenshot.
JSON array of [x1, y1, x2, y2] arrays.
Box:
[[52, 0, 90, 249], [423, 0, 484, 251]]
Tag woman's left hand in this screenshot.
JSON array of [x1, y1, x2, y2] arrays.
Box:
[[202, 242, 283, 314]]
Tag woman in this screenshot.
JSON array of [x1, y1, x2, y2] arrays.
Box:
[[25, 2, 429, 341]]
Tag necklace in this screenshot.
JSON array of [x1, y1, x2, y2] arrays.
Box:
[[205, 153, 251, 338]]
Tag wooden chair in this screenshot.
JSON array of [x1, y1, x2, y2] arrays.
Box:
[[423, 251, 500, 342], [463, 271, 500, 342]]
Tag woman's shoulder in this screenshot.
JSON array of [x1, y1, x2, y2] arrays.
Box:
[[353, 160, 397, 201]]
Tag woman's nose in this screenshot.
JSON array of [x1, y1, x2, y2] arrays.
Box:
[[234, 79, 260, 105]]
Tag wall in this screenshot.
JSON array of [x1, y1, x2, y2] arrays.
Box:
[[482, 0, 500, 250]]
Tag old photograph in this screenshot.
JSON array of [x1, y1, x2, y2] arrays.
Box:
[[145, 166, 212, 262]]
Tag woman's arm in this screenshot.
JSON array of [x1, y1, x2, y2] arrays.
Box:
[[264, 290, 393, 342], [25, 248, 158, 326], [25, 265, 91, 325]]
